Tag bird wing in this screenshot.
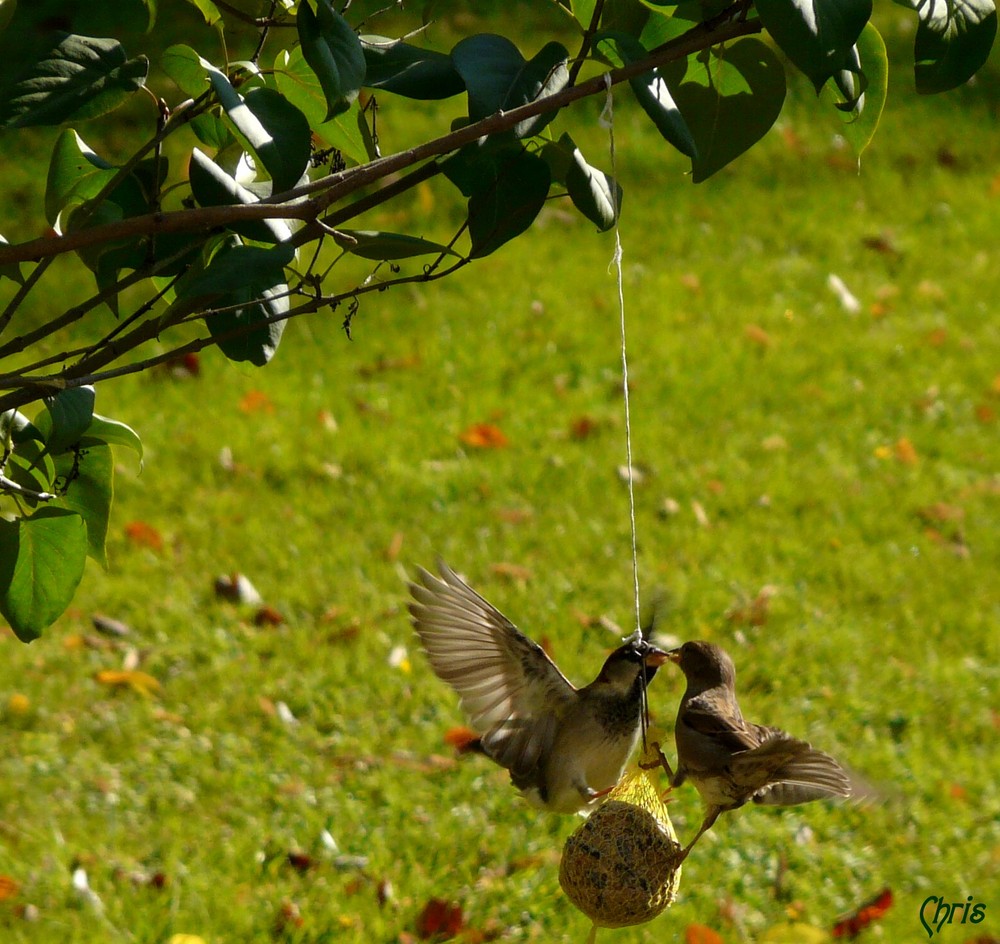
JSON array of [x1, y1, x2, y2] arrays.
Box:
[[679, 692, 760, 755], [747, 725, 852, 805], [409, 561, 577, 779]]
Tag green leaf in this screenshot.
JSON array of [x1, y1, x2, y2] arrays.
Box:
[[5, 442, 55, 505], [902, 0, 998, 93], [0, 0, 17, 34], [823, 22, 887, 156], [79, 413, 143, 462], [756, 0, 872, 92], [1, 410, 44, 446], [336, 230, 461, 260], [183, 0, 222, 25], [174, 240, 294, 366], [468, 151, 551, 258], [188, 149, 293, 244], [0, 234, 24, 285], [190, 112, 235, 149], [361, 35, 465, 99], [0, 33, 149, 128], [55, 443, 113, 568], [595, 32, 697, 159], [297, 0, 366, 120], [557, 134, 622, 232], [42, 386, 96, 456], [274, 46, 369, 164], [0, 508, 88, 642], [667, 39, 786, 182], [241, 87, 312, 193], [441, 135, 520, 197], [451, 34, 526, 121], [161, 43, 210, 98], [45, 129, 115, 227], [504, 41, 570, 138]]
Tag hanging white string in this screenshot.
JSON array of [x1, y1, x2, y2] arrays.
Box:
[[599, 75, 641, 637]]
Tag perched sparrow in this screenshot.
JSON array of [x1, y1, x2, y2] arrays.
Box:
[[660, 640, 852, 859], [408, 561, 669, 814]]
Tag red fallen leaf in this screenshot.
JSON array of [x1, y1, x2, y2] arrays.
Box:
[[570, 415, 600, 440], [459, 423, 508, 449], [239, 389, 274, 414], [416, 898, 464, 940], [274, 900, 304, 934], [253, 605, 285, 627], [949, 783, 967, 801], [686, 925, 724, 944], [744, 324, 773, 349], [124, 520, 163, 551], [443, 726, 480, 753], [975, 404, 996, 424], [832, 887, 893, 938], [287, 851, 317, 873]]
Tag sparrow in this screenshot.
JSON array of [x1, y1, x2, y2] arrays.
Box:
[[657, 640, 852, 859], [408, 561, 670, 814]]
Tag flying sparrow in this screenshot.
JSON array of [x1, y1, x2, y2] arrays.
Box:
[[657, 640, 852, 859], [408, 561, 669, 814]]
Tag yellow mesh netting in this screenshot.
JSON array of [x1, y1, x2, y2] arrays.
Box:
[[559, 768, 683, 932]]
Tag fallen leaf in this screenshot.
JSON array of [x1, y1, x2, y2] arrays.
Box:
[[831, 887, 893, 938], [861, 233, 900, 257], [686, 923, 724, 944], [443, 726, 480, 753], [287, 851, 317, 873], [459, 423, 508, 449], [975, 404, 996, 424], [926, 327, 949, 347], [6, 693, 30, 715], [680, 272, 702, 293], [894, 437, 919, 465], [917, 503, 965, 524], [358, 353, 421, 377], [377, 877, 394, 908], [416, 898, 464, 940], [238, 389, 274, 414], [253, 605, 285, 627], [744, 324, 773, 349], [570, 415, 601, 440], [124, 521, 163, 551], [0, 875, 19, 900], [495, 507, 533, 524], [490, 562, 532, 582], [385, 531, 405, 561], [274, 900, 304, 933], [95, 670, 161, 698]]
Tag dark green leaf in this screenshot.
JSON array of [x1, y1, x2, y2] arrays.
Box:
[[0, 33, 148, 128], [190, 112, 236, 150], [468, 151, 551, 258], [756, 0, 871, 91], [595, 32, 697, 158], [441, 135, 520, 198], [55, 443, 113, 568], [273, 46, 369, 164], [559, 134, 622, 232], [902, 0, 998, 93], [667, 39, 786, 182], [297, 0, 366, 120], [451, 34, 525, 121], [504, 41, 570, 138], [42, 386, 96, 456], [336, 230, 461, 260], [0, 508, 88, 641], [242, 88, 312, 193], [2, 410, 45, 446], [361, 35, 465, 99], [188, 149, 293, 244], [821, 23, 887, 156], [45, 129, 115, 226], [0, 235, 24, 285]]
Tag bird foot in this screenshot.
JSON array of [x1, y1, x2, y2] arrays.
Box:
[[639, 741, 676, 781]]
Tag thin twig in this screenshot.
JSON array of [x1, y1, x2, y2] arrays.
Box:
[[567, 0, 607, 87]]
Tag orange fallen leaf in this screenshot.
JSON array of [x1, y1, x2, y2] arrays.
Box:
[[894, 437, 919, 465], [832, 887, 893, 938], [926, 327, 949, 347], [917, 503, 965, 524], [495, 507, 533, 524], [744, 324, 773, 349], [385, 531, 405, 562], [975, 404, 996, 424], [686, 924, 723, 944], [253, 605, 285, 627], [238, 389, 274, 414], [459, 423, 508, 449], [0, 874, 19, 900], [570, 415, 600, 440], [490, 562, 532, 582], [124, 521, 163, 551], [95, 669, 161, 698], [6, 693, 30, 715]]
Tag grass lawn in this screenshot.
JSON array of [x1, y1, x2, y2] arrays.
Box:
[[1, 7, 999, 943]]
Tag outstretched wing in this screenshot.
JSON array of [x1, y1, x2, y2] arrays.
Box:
[[408, 561, 577, 779], [747, 725, 852, 805]]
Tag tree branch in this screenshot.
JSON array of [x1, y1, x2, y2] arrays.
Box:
[[0, 9, 761, 268]]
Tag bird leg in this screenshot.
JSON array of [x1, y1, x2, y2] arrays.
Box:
[[676, 807, 722, 863], [639, 740, 676, 782]]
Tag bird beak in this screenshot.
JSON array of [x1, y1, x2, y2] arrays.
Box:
[[665, 647, 682, 665], [644, 646, 670, 668]]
